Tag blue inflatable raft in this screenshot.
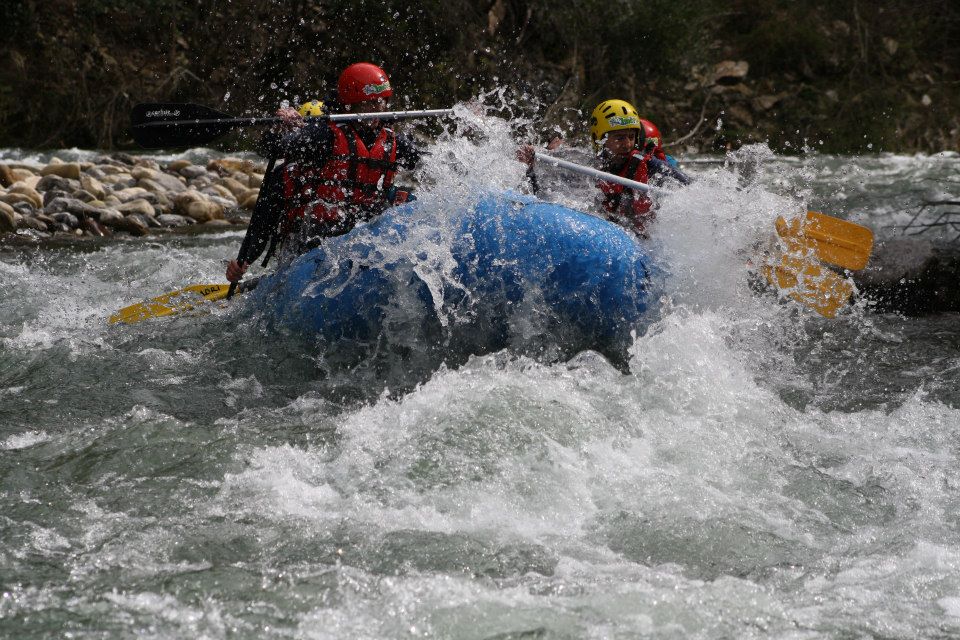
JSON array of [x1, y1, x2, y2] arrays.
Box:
[[249, 191, 658, 363]]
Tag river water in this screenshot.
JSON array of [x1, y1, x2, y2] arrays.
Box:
[[2, 111, 960, 638]]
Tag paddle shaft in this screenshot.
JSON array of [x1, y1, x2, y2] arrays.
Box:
[[228, 156, 278, 299], [534, 152, 658, 194], [136, 108, 456, 130]]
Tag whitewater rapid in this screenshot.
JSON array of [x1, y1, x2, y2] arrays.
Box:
[[2, 109, 960, 638]]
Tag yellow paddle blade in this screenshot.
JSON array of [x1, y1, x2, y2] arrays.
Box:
[[109, 284, 231, 325], [762, 254, 854, 319], [775, 211, 874, 271]]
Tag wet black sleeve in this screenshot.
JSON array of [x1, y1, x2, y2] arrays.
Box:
[[235, 162, 286, 266], [525, 166, 540, 195], [648, 157, 692, 186], [394, 133, 422, 170], [257, 122, 335, 165], [255, 129, 284, 159]]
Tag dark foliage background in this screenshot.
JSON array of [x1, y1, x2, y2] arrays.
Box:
[[0, 0, 957, 152]]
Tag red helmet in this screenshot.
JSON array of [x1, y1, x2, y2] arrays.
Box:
[[640, 119, 662, 145], [337, 63, 393, 105], [640, 119, 666, 159]]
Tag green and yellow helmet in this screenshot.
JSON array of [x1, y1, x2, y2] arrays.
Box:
[[297, 99, 325, 117], [590, 99, 641, 149]]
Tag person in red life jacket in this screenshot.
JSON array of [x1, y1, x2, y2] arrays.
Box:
[[589, 100, 692, 238], [517, 99, 689, 239], [226, 62, 421, 284]]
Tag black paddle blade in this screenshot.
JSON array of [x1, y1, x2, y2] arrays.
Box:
[[130, 103, 239, 149]]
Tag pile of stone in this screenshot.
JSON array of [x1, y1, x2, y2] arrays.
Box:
[[0, 154, 264, 241]]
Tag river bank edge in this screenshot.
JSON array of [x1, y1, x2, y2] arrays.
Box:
[[0, 153, 262, 246]]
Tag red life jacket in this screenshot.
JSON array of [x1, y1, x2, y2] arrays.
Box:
[[597, 149, 654, 218], [282, 123, 398, 227]]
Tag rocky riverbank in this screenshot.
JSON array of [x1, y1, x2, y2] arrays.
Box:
[[0, 154, 263, 243]]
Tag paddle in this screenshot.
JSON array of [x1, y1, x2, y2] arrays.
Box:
[[759, 210, 873, 317], [534, 152, 656, 193], [775, 211, 874, 271], [131, 102, 455, 148], [761, 254, 854, 319], [533, 152, 874, 317], [110, 283, 233, 325]]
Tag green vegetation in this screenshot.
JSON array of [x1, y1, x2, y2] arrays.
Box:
[[0, 0, 956, 152]]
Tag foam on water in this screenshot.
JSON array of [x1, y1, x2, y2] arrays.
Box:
[[188, 314, 960, 636]]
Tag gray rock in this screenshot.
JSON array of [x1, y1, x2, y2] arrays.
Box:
[[151, 172, 187, 193], [16, 228, 50, 241], [113, 214, 148, 236], [153, 192, 173, 210], [18, 215, 48, 231], [143, 213, 162, 228], [82, 216, 109, 237], [72, 189, 97, 203], [116, 199, 155, 217], [188, 176, 212, 189], [133, 158, 160, 171], [180, 165, 208, 179], [111, 153, 137, 165], [156, 213, 193, 227], [224, 208, 251, 224], [106, 177, 137, 189], [135, 178, 167, 194], [42, 189, 70, 207], [34, 213, 57, 228], [36, 174, 80, 193], [202, 193, 237, 209], [44, 197, 104, 219], [52, 211, 80, 228], [97, 208, 124, 227], [113, 187, 159, 204], [12, 202, 36, 216], [108, 215, 148, 236], [128, 212, 161, 229]]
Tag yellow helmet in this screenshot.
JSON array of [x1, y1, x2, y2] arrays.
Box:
[[590, 99, 641, 148], [297, 99, 325, 117]]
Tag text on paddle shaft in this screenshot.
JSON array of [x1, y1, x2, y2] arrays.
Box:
[[146, 110, 181, 118]]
